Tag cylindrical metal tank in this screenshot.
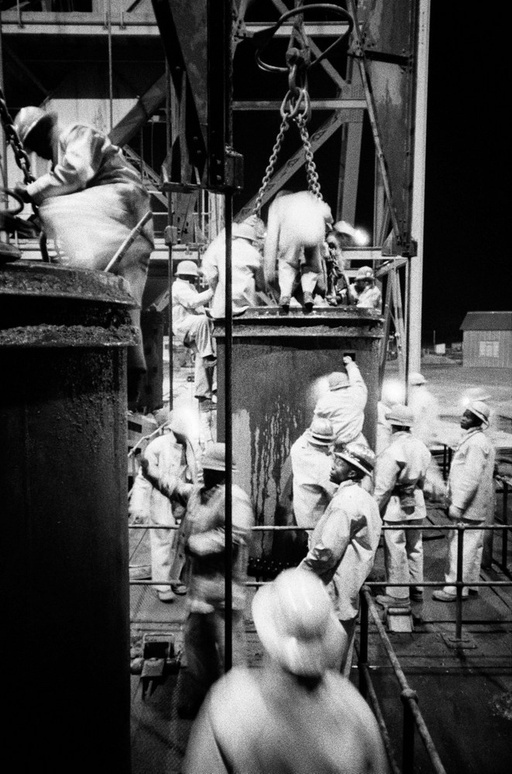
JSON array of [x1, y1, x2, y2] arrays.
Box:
[[0, 262, 136, 774], [215, 308, 383, 568]]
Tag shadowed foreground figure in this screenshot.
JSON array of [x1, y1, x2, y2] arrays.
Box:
[[182, 568, 388, 774]]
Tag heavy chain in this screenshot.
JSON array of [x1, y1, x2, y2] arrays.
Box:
[[253, 113, 290, 215], [295, 112, 322, 200], [0, 88, 35, 185], [253, 87, 322, 214]]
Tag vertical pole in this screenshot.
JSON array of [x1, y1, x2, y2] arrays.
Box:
[[359, 589, 369, 698], [502, 482, 509, 572], [401, 690, 417, 774], [224, 190, 233, 670], [455, 523, 465, 641], [408, 0, 430, 373], [107, 0, 114, 132], [165, 61, 173, 409]]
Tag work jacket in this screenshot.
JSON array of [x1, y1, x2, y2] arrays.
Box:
[[300, 479, 381, 620], [144, 471, 254, 612], [447, 427, 495, 522], [373, 431, 431, 522], [313, 360, 368, 444], [202, 236, 265, 318], [347, 282, 382, 311], [128, 430, 199, 526], [183, 663, 388, 774], [171, 278, 213, 341], [290, 431, 336, 530]]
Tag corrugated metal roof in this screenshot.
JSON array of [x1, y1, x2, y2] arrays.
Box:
[[460, 311, 512, 331]]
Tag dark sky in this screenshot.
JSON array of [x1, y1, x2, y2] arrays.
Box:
[[422, 4, 511, 342]]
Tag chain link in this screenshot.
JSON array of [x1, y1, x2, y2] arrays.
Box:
[[253, 89, 322, 215], [0, 88, 35, 185], [296, 112, 322, 200], [253, 113, 290, 215]]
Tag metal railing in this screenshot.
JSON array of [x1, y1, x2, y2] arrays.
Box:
[[358, 587, 448, 774]]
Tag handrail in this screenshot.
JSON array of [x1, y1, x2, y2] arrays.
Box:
[[359, 587, 449, 774]]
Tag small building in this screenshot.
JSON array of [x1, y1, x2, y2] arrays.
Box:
[[460, 311, 512, 368]]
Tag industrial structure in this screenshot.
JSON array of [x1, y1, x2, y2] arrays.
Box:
[[1, 3, 511, 774]]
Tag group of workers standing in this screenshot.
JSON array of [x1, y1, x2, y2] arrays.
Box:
[[170, 200, 382, 403]]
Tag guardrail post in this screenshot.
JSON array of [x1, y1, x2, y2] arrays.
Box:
[[401, 688, 417, 774], [502, 481, 509, 573], [455, 523, 465, 641], [359, 586, 369, 698]]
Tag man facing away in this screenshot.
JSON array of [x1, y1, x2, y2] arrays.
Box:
[[433, 400, 496, 602], [313, 355, 368, 446], [182, 567, 388, 774], [299, 442, 381, 677], [290, 416, 336, 537], [141, 442, 254, 718], [373, 404, 431, 608]]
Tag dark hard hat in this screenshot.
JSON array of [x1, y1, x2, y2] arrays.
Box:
[[14, 106, 55, 145]]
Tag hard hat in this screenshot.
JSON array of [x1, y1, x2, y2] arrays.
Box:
[[463, 387, 492, 406], [467, 400, 490, 427], [175, 259, 199, 277], [333, 442, 376, 477], [251, 568, 346, 677], [308, 417, 335, 446], [202, 442, 237, 472], [408, 372, 427, 386], [328, 371, 349, 390], [153, 407, 171, 428], [386, 404, 414, 428], [355, 266, 374, 281], [13, 106, 55, 145], [232, 221, 258, 242]]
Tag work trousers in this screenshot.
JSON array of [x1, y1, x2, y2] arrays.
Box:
[[180, 315, 216, 399], [383, 519, 424, 600], [442, 519, 484, 597], [278, 245, 322, 299], [182, 609, 247, 710], [149, 509, 179, 595]]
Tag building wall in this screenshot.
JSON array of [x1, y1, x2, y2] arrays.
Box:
[[462, 330, 512, 368]]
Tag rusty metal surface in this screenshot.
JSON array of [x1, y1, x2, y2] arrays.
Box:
[[215, 312, 383, 561], [351, 0, 418, 250], [0, 263, 132, 773]]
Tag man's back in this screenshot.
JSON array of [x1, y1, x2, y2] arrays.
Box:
[[290, 432, 335, 529], [183, 664, 388, 774]]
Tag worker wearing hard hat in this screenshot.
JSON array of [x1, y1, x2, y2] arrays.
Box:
[[172, 259, 216, 401], [345, 266, 382, 311], [299, 442, 381, 677], [313, 355, 368, 446], [373, 404, 432, 608], [290, 417, 337, 537], [183, 568, 387, 774], [128, 409, 201, 603], [13, 105, 154, 406], [201, 215, 266, 318], [433, 400, 496, 602], [141, 442, 254, 719]]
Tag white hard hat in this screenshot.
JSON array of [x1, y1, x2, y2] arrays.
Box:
[[408, 372, 427, 386], [328, 371, 349, 390], [308, 417, 335, 446], [175, 259, 199, 277], [252, 568, 346, 677], [201, 442, 237, 472], [386, 404, 414, 428]]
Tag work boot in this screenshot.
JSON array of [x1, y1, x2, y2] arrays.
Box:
[[375, 594, 410, 608], [279, 295, 291, 311], [303, 291, 314, 311], [157, 589, 176, 603]]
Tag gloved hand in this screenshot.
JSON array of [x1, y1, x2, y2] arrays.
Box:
[[13, 183, 32, 203], [343, 355, 353, 365]]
